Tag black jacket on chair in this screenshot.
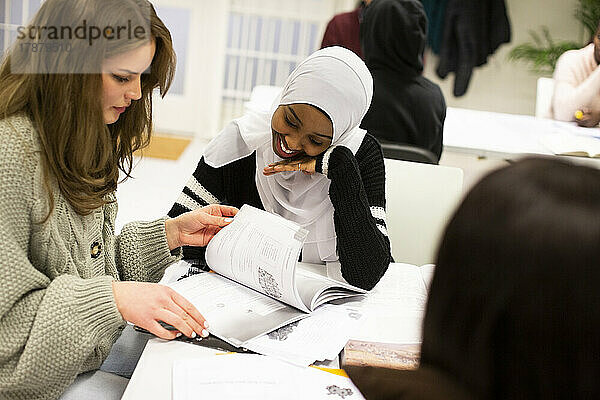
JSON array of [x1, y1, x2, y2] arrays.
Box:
[[436, 0, 511, 97]]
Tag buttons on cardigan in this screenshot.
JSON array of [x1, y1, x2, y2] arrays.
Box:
[[90, 241, 102, 259]]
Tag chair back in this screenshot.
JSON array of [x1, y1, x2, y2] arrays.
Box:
[[385, 159, 464, 265], [244, 85, 282, 114], [380, 142, 438, 164], [535, 77, 555, 119]]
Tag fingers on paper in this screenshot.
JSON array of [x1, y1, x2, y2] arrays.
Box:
[[171, 290, 209, 334], [147, 320, 180, 340], [199, 211, 234, 228], [574, 108, 600, 127], [156, 309, 196, 339]]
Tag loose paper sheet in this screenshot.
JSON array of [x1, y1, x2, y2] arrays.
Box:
[[172, 354, 365, 400]]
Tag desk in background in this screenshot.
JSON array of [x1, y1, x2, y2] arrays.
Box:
[[443, 107, 554, 159], [444, 107, 600, 160], [244, 87, 600, 189], [244, 86, 599, 162], [440, 107, 600, 189]]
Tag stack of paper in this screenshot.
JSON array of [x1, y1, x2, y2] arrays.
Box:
[[540, 121, 600, 157], [161, 261, 433, 367], [172, 354, 365, 400], [345, 263, 433, 344], [243, 304, 363, 366], [540, 133, 600, 157]]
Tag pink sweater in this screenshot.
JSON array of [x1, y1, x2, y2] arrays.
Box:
[[551, 43, 600, 121]]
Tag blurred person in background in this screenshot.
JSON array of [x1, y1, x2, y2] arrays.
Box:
[[552, 20, 600, 127], [359, 0, 445, 161], [321, 0, 372, 59]]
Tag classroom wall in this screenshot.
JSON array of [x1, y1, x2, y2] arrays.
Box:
[[423, 0, 582, 116]]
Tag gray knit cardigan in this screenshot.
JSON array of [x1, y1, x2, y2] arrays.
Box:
[[0, 114, 181, 399]]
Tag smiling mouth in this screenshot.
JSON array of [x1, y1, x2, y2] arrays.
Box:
[[274, 133, 301, 158]]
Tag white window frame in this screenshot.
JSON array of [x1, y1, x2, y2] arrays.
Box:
[[151, 0, 230, 139]]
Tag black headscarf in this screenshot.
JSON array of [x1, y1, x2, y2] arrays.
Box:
[[359, 0, 446, 160], [362, 0, 427, 76]]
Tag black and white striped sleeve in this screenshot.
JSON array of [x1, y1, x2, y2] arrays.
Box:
[[315, 134, 392, 290], [168, 156, 223, 218], [168, 157, 225, 261], [369, 205, 389, 238]]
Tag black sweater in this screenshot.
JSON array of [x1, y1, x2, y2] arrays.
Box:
[[168, 134, 391, 290]]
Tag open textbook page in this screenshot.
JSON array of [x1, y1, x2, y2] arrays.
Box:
[[205, 204, 309, 311], [167, 205, 366, 347], [168, 273, 308, 346]]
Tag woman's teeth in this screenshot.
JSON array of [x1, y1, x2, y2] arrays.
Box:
[[280, 136, 296, 154]]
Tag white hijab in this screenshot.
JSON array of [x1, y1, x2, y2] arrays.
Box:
[[204, 47, 373, 264]]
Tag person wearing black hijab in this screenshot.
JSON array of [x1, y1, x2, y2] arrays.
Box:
[[359, 0, 445, 161], [348, 157, 600, 399]]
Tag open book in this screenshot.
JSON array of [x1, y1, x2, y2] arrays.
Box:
[[540, 122, 600, 158], [168, 205, 366, 348]]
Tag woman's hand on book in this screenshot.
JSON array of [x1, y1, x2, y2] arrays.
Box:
[[112, 281, 210, 340], [165, 204, 239, 250], [263, 156, 316, 176]]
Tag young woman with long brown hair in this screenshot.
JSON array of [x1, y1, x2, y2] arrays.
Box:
[[0, 1, 236, 398]]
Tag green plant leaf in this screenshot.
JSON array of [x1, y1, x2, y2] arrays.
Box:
[[508, 0, 600, 74], [508, 30, 580, 75]]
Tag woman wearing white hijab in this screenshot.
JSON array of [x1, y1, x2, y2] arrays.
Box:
[[169, 47, 391, 290]]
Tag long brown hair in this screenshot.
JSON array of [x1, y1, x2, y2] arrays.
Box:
[[0, 0, 175, 216], [423, 157, 600, 398]]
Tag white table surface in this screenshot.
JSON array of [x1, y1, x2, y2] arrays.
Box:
[[443, 107, 600, 166], [443, 107, 554, 158], [121, 339, 219, 400], [122, 263, 427, 399]]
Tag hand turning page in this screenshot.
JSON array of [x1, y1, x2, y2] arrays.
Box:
[[168, 205, 366, 348]]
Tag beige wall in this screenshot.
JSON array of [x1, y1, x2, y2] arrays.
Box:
[[423, 0, 583, 116]]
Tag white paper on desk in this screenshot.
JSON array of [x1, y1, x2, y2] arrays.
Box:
[[550, 120, 600, 138], [444, 107, 555, 155], [540, 131, 600, 157], [172, 354, 365, 400], [342, 263, 434, 344], [244, 304, 364, 366]]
